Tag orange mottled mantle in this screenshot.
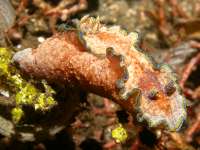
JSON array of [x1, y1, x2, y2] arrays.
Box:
[[13, 16, 186, 131]]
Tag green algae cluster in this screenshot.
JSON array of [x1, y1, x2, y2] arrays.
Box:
[[111, 124, 128, 143], [0, 48, 57, 123]]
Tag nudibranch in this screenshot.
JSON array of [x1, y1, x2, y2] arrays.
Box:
[[13, 16, 186, 131]]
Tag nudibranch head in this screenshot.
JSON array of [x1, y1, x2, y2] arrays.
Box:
[[136, 64, 186, 131]]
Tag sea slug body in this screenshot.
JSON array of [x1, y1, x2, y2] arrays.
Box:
[[13, 16, 186, 131]]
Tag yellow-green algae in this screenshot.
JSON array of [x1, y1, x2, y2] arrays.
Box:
[[111, 124, 128, 143], [11, 107, 24, 123], [0, 48, 11, 75], [0, 48, 57, 123]]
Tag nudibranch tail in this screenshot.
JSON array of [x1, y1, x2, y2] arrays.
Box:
[[13, 16, 186, 131]]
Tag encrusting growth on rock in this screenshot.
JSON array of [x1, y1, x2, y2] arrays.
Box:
[[13, 16, 186, 131], [0, 48, 57, 124]]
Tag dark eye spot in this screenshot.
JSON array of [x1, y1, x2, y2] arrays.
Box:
[[123, 68, 129, 81], [106, 47, 114, 56], [148, 89, 158, 100], [165, 81, 176, 96]]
